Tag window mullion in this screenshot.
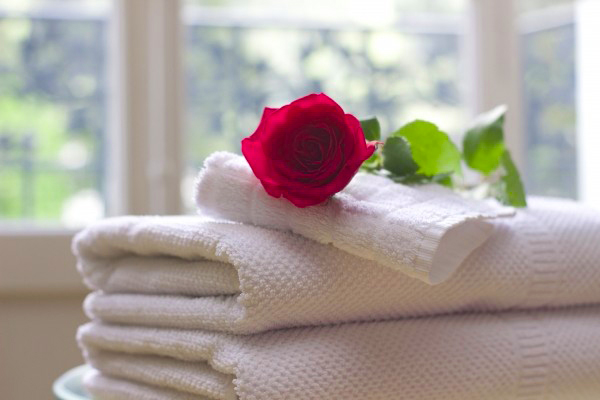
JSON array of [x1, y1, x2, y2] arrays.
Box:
[[147, 0, 184, 215], [109, 0, 183, 216]]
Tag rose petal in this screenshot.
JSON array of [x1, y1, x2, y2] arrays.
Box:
[[241, 93, 376, 208]]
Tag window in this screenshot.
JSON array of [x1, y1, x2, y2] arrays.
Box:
[[519, 0, 577, 198], [0, 0, 110, 227]]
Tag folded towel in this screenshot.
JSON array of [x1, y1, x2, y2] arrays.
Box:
[[75, 197, 600, 334], [79, 306, 600, 400], [83, 370, 208, 400], [194, 152, 514, 284]]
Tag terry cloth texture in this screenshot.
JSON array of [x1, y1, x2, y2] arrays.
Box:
[[194, 151, 515, 284], [75, 197, 600, 334], [83, 370, 211, 400], [79, 306, 600, 400]]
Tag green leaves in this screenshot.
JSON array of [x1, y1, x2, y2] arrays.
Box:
[[360, 117, 381, 141], [382, 136, 418, 176], [492, 150, 527, 207], [460, 105, 527, 207], [391, 120, 461, 177], [361, 119, 461, 184], [360, 118, 461, 184], [359, 117, 383, 171], [463, 105, 506, 175], [358, 106, 528, 208]]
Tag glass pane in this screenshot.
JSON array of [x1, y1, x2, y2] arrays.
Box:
[[182, 0, 466, 208], [0, 0, 109, 227], [520, 2, 576, 198], [518, 0, 573, 13]]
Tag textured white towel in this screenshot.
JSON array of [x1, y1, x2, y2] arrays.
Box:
[[75, 197, 600, 334], [79, 306, 600, 400], [83, 370, 210, 400], [194, 152, 514, 284]]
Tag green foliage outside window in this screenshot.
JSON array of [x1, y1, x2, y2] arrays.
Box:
[[0, 17, 106, 221]]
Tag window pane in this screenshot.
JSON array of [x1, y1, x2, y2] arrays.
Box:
[[520, 2, 576, 198], [182, 0, 466, 208], [0, 0, 109, 226], [518, 0, 573, 13]]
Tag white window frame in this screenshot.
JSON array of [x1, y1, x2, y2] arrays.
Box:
[[576, 0, 600, 207], [109, 0, 183, 217]]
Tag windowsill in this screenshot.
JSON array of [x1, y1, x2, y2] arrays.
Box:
[[0, 232, 87, 296]]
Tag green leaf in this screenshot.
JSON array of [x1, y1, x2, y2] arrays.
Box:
[[493, 150, 527, 207], [463, 105, 507, 175], [391, 120, 461, 177], [390, 172, 453, 187], [361, 151, 383, 172], [360, 117, 381, 141], [432, 173, 453, 188], [382, 136, 419, 177]]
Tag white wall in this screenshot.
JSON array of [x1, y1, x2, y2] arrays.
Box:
[[0, 234, 88, 400], [0, 295, 87, 399]]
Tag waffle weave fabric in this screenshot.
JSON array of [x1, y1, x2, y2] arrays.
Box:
[[79, 306, 600, 400], [75, 197, 600, 334], [194, 151, 514, 284], [83, 371, 211, 400]]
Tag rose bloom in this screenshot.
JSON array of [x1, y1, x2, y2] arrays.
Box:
[[241, 93, 376, 208]]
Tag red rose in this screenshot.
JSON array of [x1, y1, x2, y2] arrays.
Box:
[[241, 93, 376, 208]]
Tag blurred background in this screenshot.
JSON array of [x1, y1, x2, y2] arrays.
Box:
[[0, 0, 598, 398]]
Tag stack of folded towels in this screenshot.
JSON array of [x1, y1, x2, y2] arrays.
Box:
[[75, 152, 600, 400]]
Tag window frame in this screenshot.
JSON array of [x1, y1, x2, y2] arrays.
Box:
[[576, 0, 600, 206], [108, 0, 183, 217]]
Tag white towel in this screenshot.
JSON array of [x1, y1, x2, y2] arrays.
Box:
[[79, 306, 600, 400], [75, 197, 600, 334], [83, 370, 209, 400], [194, 152, 514, 284]]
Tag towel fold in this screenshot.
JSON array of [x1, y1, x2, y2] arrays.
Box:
[[83, 370, 209, 400], [79, 306, 600, 400], [194, 152, 514, 284], [75, 197, 600, 334]]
